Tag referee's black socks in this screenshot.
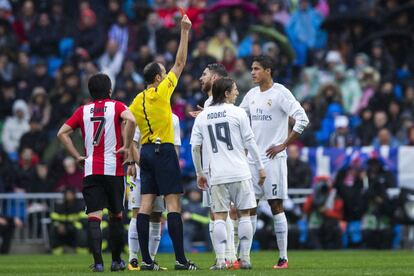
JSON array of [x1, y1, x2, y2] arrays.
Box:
[[88, 217, 103, 265], [136, 213, 153, 264], [109, 216, 124, 263], [167, 212, 187, 264]]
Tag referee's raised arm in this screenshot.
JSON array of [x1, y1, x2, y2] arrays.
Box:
[[170, 15, 192, 79]]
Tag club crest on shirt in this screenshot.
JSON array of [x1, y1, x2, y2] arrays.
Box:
[[251, 101, 255, 105], [267, 99, 272, 107]]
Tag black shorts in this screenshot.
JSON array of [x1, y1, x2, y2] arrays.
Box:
[[140, 143, 182, 195], [82, 175, 125, 214]]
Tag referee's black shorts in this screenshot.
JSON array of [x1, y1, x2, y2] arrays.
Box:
[[82, 175, 125, 214], [140, 143, 182, 195]]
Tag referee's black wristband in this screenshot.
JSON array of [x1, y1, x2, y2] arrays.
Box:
[[125, 161, 136, 166]]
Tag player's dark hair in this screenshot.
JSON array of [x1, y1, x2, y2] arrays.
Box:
[[253, 55, 274, 75], [212, 77, 235, 105], [88, 73, 112, 100], [207, 63, 228, 78], [143, 62, 162, 84]]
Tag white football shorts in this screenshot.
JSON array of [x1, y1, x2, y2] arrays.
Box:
[[210, 179, 257, 213], [249, 156, 288, 201]]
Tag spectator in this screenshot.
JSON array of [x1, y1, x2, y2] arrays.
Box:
[[231, 58, 253, 105], [15, 147, 39, 192], [369, 40, 395, 83], [0, 52, 16, 83], [356, 108, 376, 146], [13, 0, 37, 44], [303, 177, 343, 249], [0, 81, 16, 120], [335, 158, 366, 220], [190, 40, 216, 79], [269, 0, 290, 27], [287, 144, 312, 189], [1, 99, 30, 158], [373, 110, 389, 135], [286, 0, 325, 66], [372, 128, 399, 148], [54, 156, 83, 192], [406, 126, 414, 146], [15, 51, 32, 100], [19, 118, 48, 156], [28, 60, 53, 92], [333, 64, 362, 114], [369, 81, 396, 112], [98, 39, 124, 87], [75, 8, 105, 59], [108, 12, 129, 54], [50, 0, 74, 37], [135, 12, 162, 55], [356, 66, 380, 114], [28, 12, 59, 57], [30, 163, 53, 193], [206, 29, 237, 61], [0, 17, 17, 55], [329, 115, 360, 148], [28, 87, 51, 127]]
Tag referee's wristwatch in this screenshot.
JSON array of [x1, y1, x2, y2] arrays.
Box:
[[125, 161, 136, 166]]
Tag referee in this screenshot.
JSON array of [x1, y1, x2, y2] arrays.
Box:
[[128, 14, 197, 270]]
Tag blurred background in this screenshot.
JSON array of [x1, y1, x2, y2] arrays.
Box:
[[1, 0, 414, 255]]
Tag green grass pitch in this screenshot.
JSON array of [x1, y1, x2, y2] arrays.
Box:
[[0, 250, 413, 275]]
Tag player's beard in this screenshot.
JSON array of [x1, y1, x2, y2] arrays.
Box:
[[202, 80, 212, 94]]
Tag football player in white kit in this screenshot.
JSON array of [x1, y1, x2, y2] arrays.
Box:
[[240, 55, 309, 269], [127, 114, 181, 270], [191, 64, 240, 268], [191, 77, 266, 270]]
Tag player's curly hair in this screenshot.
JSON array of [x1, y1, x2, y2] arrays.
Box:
[[211, 77, 235, 105]]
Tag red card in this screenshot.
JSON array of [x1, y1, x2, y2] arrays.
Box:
[[179, 7, 185, 16]]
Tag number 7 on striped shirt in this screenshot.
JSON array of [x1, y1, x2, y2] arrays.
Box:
[[91, 116, 106, 146]]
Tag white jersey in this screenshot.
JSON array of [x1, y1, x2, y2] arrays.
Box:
[[201, 96, 213, 171], [204, 96, 213, 108], [240, 83, 309, 161], [191, 103, 254, 185]]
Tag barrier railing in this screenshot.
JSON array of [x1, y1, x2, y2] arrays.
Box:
[[0, 188, 401, 249]]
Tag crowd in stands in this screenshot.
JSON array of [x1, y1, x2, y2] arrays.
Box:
[[1, 0, 414, 252]]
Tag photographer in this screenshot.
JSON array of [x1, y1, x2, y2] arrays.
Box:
[[303, 176, 344, 249], [361, 158, 396, 249]]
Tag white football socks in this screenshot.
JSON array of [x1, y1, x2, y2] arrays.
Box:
[[238, 216, 253, 263], [149, 222, 161, 260], [225, 216, 237, 262], [231, 219, 239, 256], [273, 212, 288, 260], [209, 219, 218, 257], [128, 217, 139, 262], [250, 214, 257, 235], [213, 220, 227, 264]]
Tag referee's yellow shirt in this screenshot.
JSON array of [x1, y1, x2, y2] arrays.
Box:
[[129, 71, 178, 145]]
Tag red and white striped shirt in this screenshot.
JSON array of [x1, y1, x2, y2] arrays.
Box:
[[65, 99, 127, 177]]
